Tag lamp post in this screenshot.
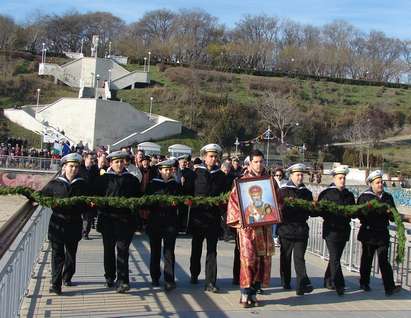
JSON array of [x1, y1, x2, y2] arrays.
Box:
[[41, 43, 47, 64], [95, 74, 100, 99], [149, 96, 153, 119], [144, 57, 147, 72], [263, 126, 274, 166], [234, 137, 240, 156], [108, 69, 111, 86], [35, 88, 41, 115], [302, 143, 306, 162], [148, 51, 151, 72], [80, 38, 84, 55]]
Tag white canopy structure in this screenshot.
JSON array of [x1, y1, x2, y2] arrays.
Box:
[[137, 142, 161, 155], [168, 144, 192, 157]]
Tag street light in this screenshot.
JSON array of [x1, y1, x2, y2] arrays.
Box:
[[263, 126, 274, 166], [41, 43, 46, 64], [149, 96, 154, 119], [80, 38, 84, 54], [234, 137, 240, 155], [36, 88, 41, 108], [96, 74, 100, 99], [148, 51, 151, 72], [144, 57, 147, 72]]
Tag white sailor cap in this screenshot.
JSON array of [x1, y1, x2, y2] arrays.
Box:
[[61, 153, 82, 165], [200, 143, 222, 156], [367, 170, 383, 183], [331, 166, 349, 176], [156, 159, 176, 168], [106, 150, 130, 161], [287, 163, 307, 174], [177, 154, 191, 161]]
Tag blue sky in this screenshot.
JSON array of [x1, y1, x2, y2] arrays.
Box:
[[1, 0, 410, 39]]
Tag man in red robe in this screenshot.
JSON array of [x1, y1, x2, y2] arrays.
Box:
[[227, 149, 282, 308]]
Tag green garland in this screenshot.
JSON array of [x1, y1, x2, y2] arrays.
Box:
[[0, 186, 407, 263]]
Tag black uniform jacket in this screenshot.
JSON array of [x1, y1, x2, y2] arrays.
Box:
[[190, 164, 227, 229], [277, 180, 313, 240], [357, 188, 395, 245], [42, 174, 89, 243], [318, 184, 355, 242], [178, 168, 196, 196], [146, 177, 182, 231], [94, 168, 141, 232]]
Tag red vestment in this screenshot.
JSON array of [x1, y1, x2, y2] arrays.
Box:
[[227, 169, 283, 288]]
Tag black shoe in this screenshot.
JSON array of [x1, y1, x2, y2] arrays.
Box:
[[165, 282, 176, 291], [336, 287, 345, 296], [151, 280, 160, 287], [116, 283, 130, 293], [63, 281, 73, 287], [256, 288, 264, 294], [385, 285, 401, 296], [324, 280, 335, 290], [190, 277, 198, 284], [302, 284, 314, 294], [283, 284, 291, 290], [49, 285, 62, 295], [105, 279, 115, 288], [360, 284, 371, 292], [297, 284, 314, 295], [204, 283, 220, 293]]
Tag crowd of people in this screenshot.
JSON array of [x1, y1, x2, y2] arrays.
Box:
[[41, 143, 402, 308]]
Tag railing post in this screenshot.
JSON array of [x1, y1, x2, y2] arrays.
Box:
[[347, 220, 355, 271]]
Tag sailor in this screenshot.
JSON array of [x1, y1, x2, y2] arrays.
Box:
[[189, 143, 227, 293], [278, 163, 314, 295], [42, 153, 88, 295], [146, 159, 182, 291], [357, 170, 401, 296], [318, 166, 355, 296], [94, 150, 141, 293]]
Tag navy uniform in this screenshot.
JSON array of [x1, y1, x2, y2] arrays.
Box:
[[94, 151, 141, 293], [357, 170, 401, 295], [318, 166, 355, 295], [78, 159, 99, 239], [278, 164, 314, 295], [189, 144, 227, 292], [175, 154, 196, 233], [42, 153, 88, 295], [146, 159, 182, 291]]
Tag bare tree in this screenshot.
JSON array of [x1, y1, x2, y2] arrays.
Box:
[[257, 92, 300, 144]]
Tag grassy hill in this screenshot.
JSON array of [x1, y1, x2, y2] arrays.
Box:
[[1, 55, 411, 172]]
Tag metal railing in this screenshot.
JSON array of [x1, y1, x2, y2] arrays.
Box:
[[307, 217, 411, 288], [0, 155, 60, 172], [0, 206, 50, 318]]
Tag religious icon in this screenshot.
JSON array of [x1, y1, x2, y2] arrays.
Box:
[[236, 176, 282, 227]]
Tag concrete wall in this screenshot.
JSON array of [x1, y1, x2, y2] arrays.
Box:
[[36, 98, 97, 149], [93, 100, 153, 147], [4, 108, 43, 134]]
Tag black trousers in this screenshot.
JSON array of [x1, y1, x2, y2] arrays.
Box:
[[324, 240, 346, 289], [82, 211, 95, 237], [360, 242, 395, 291], [190, 226, 219, 285], [50, 240, 79, 288], [102, 229, 134, 284], [279, 237, 311, 290], [233, 229, 240, 283], [148, 225, 177, 283]]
